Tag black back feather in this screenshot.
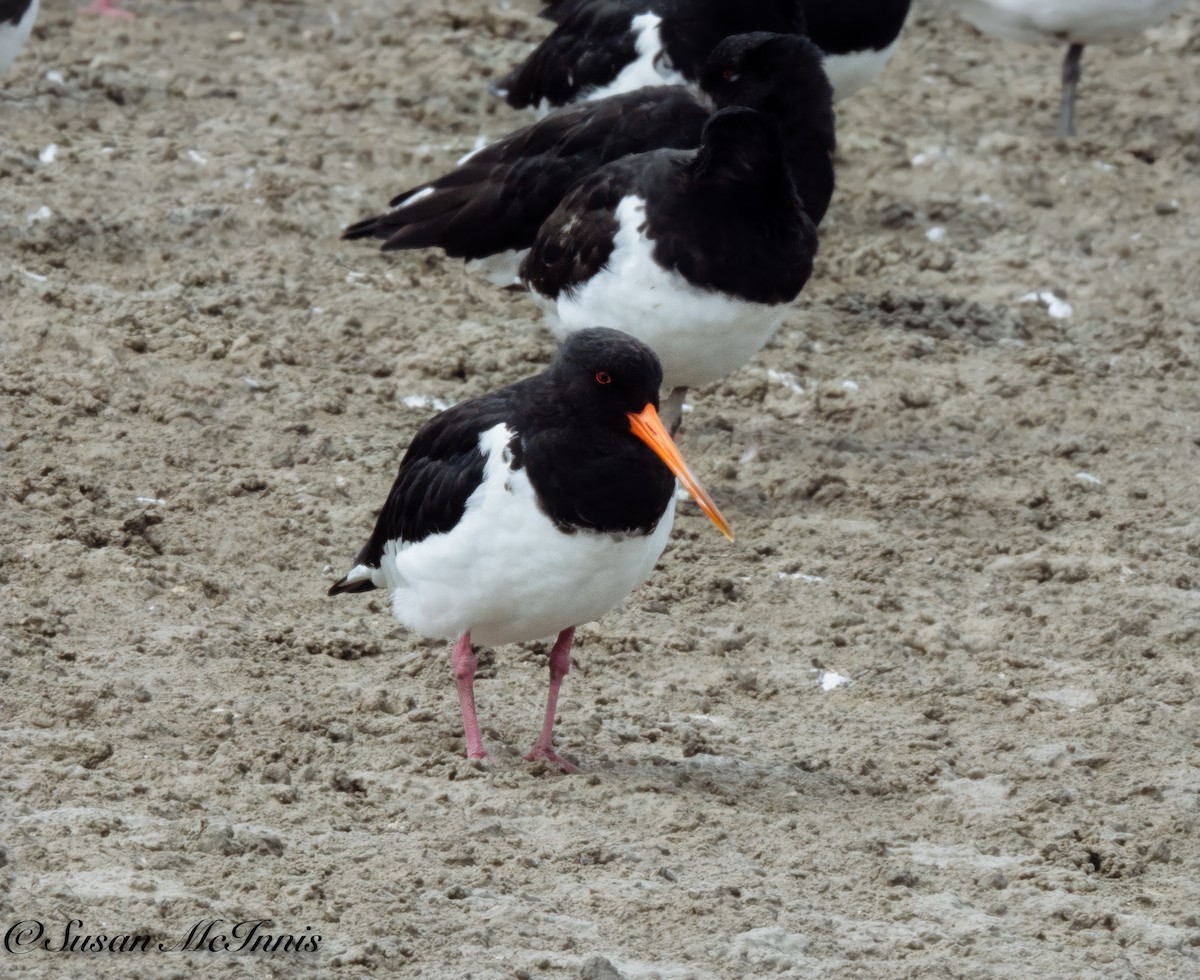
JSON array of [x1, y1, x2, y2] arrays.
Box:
[[1, 0, 35, 26], [343, 33, 834, 270], [496, 1, 640, 109], [700, 32, 836, 224], [522, 107, 817, 306], [540, 0, 909, 54], [500, 0, 805, 111], [802, 0, 911, 54], [342, 86, 709, 259], [327, 390, 520, 594]]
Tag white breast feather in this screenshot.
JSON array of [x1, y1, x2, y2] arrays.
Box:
[[823, 41, 900, 100], [536, 196, 783, 391], [0, 0, 38, 74], [379, 423, 674, 646]]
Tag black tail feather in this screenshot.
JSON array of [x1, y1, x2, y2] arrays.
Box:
[[327, 576, 378, 596], [342, 215, 388, 241]]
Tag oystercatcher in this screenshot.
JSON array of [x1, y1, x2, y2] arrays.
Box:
[[496, 0, 803, 112], [344, 32, 835, 283], [328, 328, 733, 772], [521, 107, 819, 430], [958, 0, 1181, 138], [499, 0, 910, 108], [1, 0, 38, 74]]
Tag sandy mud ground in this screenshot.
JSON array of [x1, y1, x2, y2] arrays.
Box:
[[2, 0, 1199, 976]]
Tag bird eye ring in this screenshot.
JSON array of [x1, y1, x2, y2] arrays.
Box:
[[595, 371, 612, 385]]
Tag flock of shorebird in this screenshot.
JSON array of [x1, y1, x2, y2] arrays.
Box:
[[4, 0, 1183, 771]]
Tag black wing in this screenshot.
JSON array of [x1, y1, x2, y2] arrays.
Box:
[[342, 86, 708, 260], [525, 111, 818, 307], [1, 1, 35, 27], [520, 152, 683, 300], [521, 0, 806, 100], [537, 0, 590, 22], [648, 109, 818, 304], [328, 388, 524, 594], [494, 0, 649, 110], [801, 0, 911, 55]]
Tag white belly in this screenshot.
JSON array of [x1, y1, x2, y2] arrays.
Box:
[[380, 424, 674, 646], [537, 196, 784, 391], [824, 40, 900, 100], [466, 249, 526, 287], [958, 0, 1181, 44], [0, 0, 38, 74]]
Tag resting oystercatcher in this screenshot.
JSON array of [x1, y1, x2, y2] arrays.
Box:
[[344, 32, 835, 283], [496, 0, 803, 112], [328, 328, 733, 772], [1, 0, 38, 74], [498, 0, 910, 108], [958, 0, 1181, 138], [521, 107, 819, 430]]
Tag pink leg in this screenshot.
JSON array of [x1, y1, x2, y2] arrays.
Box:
[[525, 627, 580, 773], [451, 632, 489, 762], [80, 0, 135, 19]]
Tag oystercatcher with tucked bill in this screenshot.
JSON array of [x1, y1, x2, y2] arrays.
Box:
[[328, 328, 733, 773], [497, 0, 911, 109], [495, 0, 803, 112], [344, 32, 834, 286], [522, 106, 820, 431]]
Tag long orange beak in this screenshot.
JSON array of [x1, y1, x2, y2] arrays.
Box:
[[628, 403, 735, 541]]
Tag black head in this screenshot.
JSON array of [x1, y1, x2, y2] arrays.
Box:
[[549, 327, 664, 422], [701, 32, 832, 115], [536, 328, 734, 540], [693, 106, 788, 188]]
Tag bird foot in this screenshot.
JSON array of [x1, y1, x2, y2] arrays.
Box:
[[80, 1, 135, 19], [524, 743, 580, 774]]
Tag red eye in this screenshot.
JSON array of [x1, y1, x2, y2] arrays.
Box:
[[722, 69, 735, 81], [595, 371, 612, 385]]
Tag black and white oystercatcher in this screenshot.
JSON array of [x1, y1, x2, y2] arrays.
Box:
[[957, 0, 1181, 138], [328, 328, 733, 772], [1, 0, 38, 73], [499, 0, 910, 108], [521, 107, 820, 429], [496, 0, 804, 111], [344, 32, 835, 283]]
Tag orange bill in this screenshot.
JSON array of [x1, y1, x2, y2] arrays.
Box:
[[627, 403, 735, 542]]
